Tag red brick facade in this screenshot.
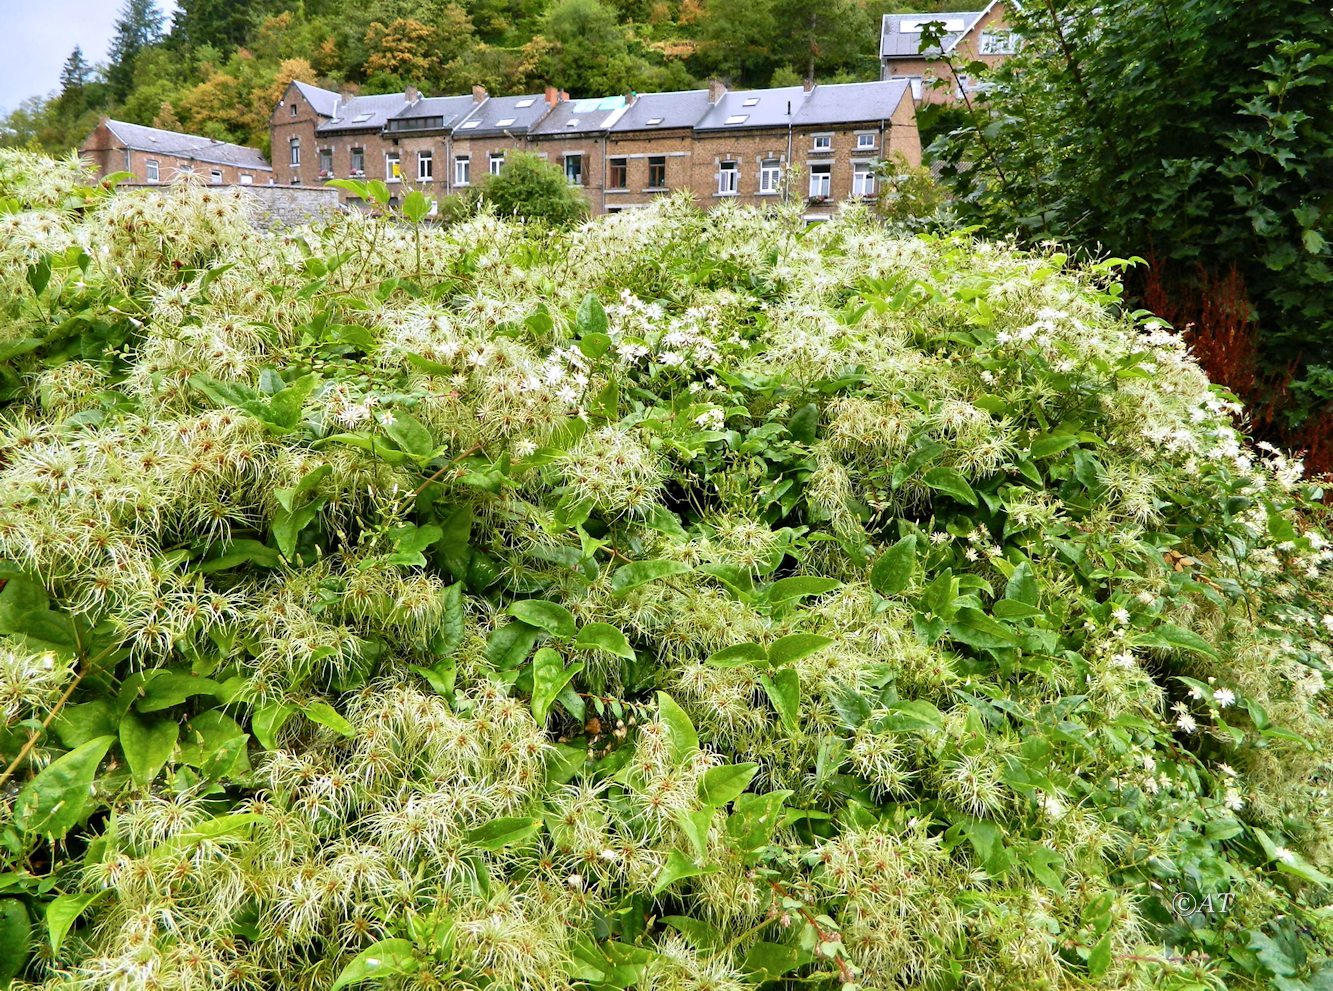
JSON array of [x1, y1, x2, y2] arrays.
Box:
[[80, 119, 272, 186]]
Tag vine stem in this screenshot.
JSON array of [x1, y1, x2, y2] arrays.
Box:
[[767, 880, 856, 984], [0, 642, 117, 791], [411, 445, 484, 498]]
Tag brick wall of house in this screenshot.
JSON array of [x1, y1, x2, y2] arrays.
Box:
[[603, 130, 693, 211], [691, 130, 792, 208], [79, 120, 271, 186], [527, 134, 614, 214], [270, 83, 323, 186]]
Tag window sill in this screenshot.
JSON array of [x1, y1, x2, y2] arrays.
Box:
[[714, 192, 739, 198], [606, 188, 628, 194], [809, 148, 834, 155], [757, 190, 779, 196], [641, 187, 669, 193], [418, 178, 435, 183]]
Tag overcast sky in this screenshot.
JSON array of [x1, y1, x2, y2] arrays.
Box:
[[0, 0, 178, 115]]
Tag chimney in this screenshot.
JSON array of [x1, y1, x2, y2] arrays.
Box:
[[625, 90, 638, 106], [545, 85, 559, 107], [803, 77, 815, 92], [405, 85, 420, 105], [707, 79, 726, 104], [473, 85, 488, 104]]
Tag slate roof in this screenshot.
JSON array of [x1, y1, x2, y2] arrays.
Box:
[[791, 81, 912, 126], [318, 92, 412, 134], [292, 81, 339, 118], [529, 95, 629, 137], [102, 119, 271, 171], [385, 95, 481, 132], [453, 93, 550, 136], [609, 89, 711, 133], [694, 85, 809, 132], [880, 9, 986, 58]]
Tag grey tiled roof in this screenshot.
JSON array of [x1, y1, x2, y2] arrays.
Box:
[[880, 10, 985, 58], [293, 81, 339, 117], [102, 119, 271, 170], [694, 85, 809, 132], [386, 95, 481, 131], [453, 93, 551, 136], [609, 90, 711, 132], [318, 92, 412, 134], [529, 95, 629, 136], [791, 81, 912, 126]]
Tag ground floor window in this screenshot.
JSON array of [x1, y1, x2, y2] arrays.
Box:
[[319, 148, 332, 174], [759, 158, 781, 193], [564, 153, 583, 185], [648, 156, 667, 189], [455, 156, 470, 186], [489, 152, 505, 175], [351, 147, 364, 175], [418, 150, 433, 181], [718, 160, 738, 195], [608, 157, 627, 189], [386, 153, 401, 181], [145, 159, 159, 183]]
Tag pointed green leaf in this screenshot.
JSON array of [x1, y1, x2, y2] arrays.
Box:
[[302, 701, 355, 737], [46, 890, 107, 955], [14, 735, 114, 841], [656, 691, 698, 760], [767, 633, 833, 667], [760, 668, 800, 733], [573, 622, 635, 659], [330, 938, 420, 990], [119, 711, 178, 787], [870, 534, 918, 595], [699, 763, 759, 807], [610, 559, 692, 596], [531, 648, 581, 723], [507, 599, 576, 638], [466, 816, 543, 850], [922, 466, 977, 506]]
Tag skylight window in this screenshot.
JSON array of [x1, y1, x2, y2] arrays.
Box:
[[742, 98, 759, 107], [566, 118, 579, 127], [496, 117, 516, 127], [900, 15, 966, 32], [515, 98, 535, 108], [352, 113, 373, 123], [460, 120, 480, 129], [646, 117, 664, 125], [725, 114, 749, 125]]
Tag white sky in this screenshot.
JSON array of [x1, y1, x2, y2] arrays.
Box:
[[0, 0, 178, 115]]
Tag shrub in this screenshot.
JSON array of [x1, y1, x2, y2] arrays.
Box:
[[449, 150, 591, 227], [1, 155, 1333, 991]]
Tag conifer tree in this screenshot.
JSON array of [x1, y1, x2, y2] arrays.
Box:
[[107, 0, 164, 100]]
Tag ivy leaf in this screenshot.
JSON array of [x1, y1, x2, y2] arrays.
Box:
[[46, 890, 106, 955], [610, 559, 692, 595], [330, 938, 420, 991], [699, 763, 759, 807], [573, 622, 635, 659], [507, 599, 577, 638], [466, 816, 543, 850], [656, 691, 698, 760], [119, 710, 178, 786], [760, 668, 801, 733], [870, 534, 918, 595], [14, 735, 114, 841], [531, 648, 582, 723], [922, 466, 978, 506], [767, 633, 833, 667]]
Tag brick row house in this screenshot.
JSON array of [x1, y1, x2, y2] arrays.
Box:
[[880, 0, 1015, 103], [270, 76, 920, 220], [80, 119, 272, 186]]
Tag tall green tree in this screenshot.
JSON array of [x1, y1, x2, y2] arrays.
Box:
[[58, 47, 92, 104], [171, 0, 269, 50], [107, 0, 165, 100]]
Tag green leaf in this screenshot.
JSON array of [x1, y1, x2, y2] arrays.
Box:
[[1087, 933, 1113, 978], [743, 941, 804, 981], [506, 599, 576, 638], [1030, 432, 1079, 459], [760, 669, 801, 733], [302, 701, 356, 737], [656, 691, 698, 760], [46, 890, 106, 955], [947, 607, 1019, 650], [14, 735, 114, 841], [573, 622, 635, 659], [0, 899, 30, 986], [135, 672, 222, 712], [652, 849, 717, 894], [330, 938, 420, 990], [386, 524, 442, 567], [705, 642, 768, 667], [922, 466, 978, 506], [26, 256, 51, 297], [195, 538, 282, 572], [119, 711, 178, 787], [251, 701, 294, 750], [787, 403, 819, 444], [870, 534, 917, 595], [466, 816, 543, 850], [485, 620, 541, 670], [576, 293, 608, 337], [385, 413, 435, 459], [401, 189, 432, 224], [1004, 560, 1038, 606], [531, 648, 581, 723], [610, 559, 692, 595], [699, 763, 759, 807], [766, 576, 841, 604], [767, 633, 833, 667], [1139, 622, 1217, 659]]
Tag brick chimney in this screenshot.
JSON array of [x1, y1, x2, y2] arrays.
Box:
[[707, 79, 727, 104], [405, 85, 420, 105], [803, 77, 815, 92], [545, 85, 559, 107], [472, 85, 488, 104], [625, 90, 638, 106]]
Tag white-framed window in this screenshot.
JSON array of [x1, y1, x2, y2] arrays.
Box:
[[210, 169, 223, 185], [318, 148, 332, 175], [417, 150, 433, 181], [289, 137, 300, 167], [564, 153, 583, 185], [489, 152, 505, 175], [809, 163, 831, 199], [811, 134, 832, 152], [759, 158, 781, 194], [289, 103, 297, 117], [979, 29, 1019, 55], [351, 147, 365, 175], [385, 152, 401, 181], [454, 155, 470, 186], [145, 159, 159, 183], [856, 132, 877, 151], [852, 162, 875, 197], [239, 173, 253, 185], [717, 160, 738, 195]]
